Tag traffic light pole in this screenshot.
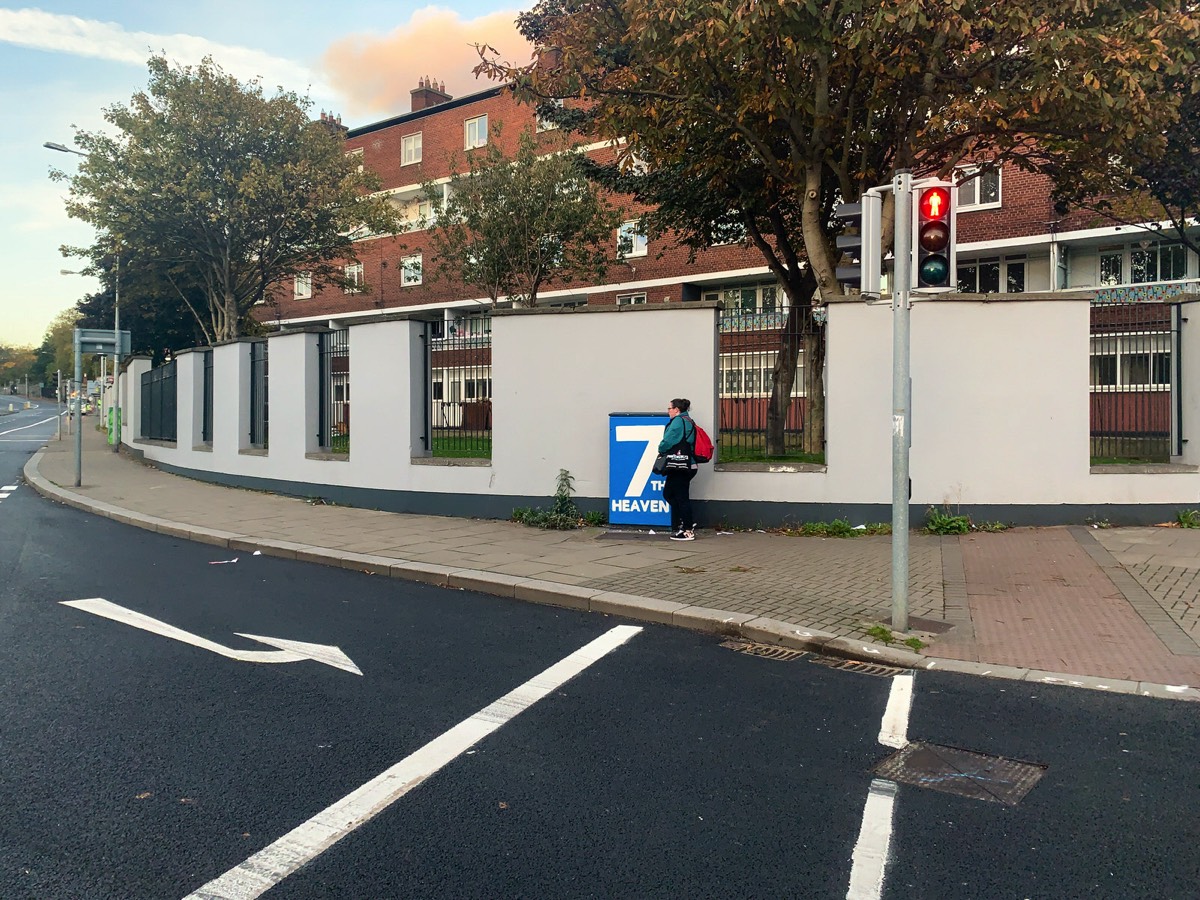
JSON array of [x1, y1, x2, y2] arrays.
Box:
[[891, 170, 913, 634]]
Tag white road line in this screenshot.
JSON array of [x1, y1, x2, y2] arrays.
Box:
[[0, 415, 58, 436], [0, 493, 9, 500], [1, 486, 17, 491], [184, 624, 643, 900], [846, 673, 915, 900], [878, 673, 914, 748], [846, 780, 899, 900]]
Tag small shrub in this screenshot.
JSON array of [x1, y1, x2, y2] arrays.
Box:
[[826, 518, 856, 537], [511, 469, 596, 530], [582, 510, 607, 527], [1177, 509, 1200, 529], [925, 506, 971, 535], [974, 520, 1009, 533]]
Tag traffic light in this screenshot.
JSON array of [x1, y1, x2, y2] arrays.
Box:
[[834, 193, 882, 297], [913, 182, 955, 290]]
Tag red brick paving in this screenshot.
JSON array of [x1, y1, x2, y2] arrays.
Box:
[[936, 529, 1200, 684]]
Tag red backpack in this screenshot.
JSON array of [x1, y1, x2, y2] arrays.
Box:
[[691, 421, 714, 464]]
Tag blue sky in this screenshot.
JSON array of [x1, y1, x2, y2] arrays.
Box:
[[0, 1, 531, 349]]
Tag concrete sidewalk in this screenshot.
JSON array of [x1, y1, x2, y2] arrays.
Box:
[[23, 424, 1200, 700]]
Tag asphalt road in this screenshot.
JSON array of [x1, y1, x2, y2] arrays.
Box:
[[1, 426, 1198, 899]]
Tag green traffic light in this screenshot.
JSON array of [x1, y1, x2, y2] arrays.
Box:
[[920, 255, 949, 285]]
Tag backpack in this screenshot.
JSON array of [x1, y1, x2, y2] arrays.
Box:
[[691, 420, 714, 464]]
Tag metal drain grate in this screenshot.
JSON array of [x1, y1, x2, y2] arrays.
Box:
[[809, 656, 907, 678], [873, 742, 1048, 806], [720, 640, 808, 662]]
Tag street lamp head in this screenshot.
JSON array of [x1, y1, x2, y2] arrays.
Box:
[[43, 141, 86, 157]]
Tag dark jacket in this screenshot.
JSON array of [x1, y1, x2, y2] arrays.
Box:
[[659, 414, 696, 459]]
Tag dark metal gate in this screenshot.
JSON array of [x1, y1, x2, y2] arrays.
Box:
[[139, 360, 177, 442], [201, 350, 214, 444], [318, 329, 350, 452], [717, 287, 816, 462], [249, 340, 268, 449], [1089, 299, 1180, 463], [424, 314, 492, 458]]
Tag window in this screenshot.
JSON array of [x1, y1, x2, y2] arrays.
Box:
[[465, 114, 488, 149], [617, 293, 647, 305], [346, 148, 363, 173], [714, 283, 780, 315], [344, 263, 363, 293], [956, 166, 1001, 210], [1098, 243, 1189, 286], [293, 272, 312, 300], [402, 254, 422, 286], [957, 256, 1025, 293], [1090, 334, 1171, 389], [618, 221, 648, 258], [536, 99, 564, 132], [402, 133, 422, 165]]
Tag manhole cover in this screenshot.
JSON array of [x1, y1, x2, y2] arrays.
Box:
[[873, 742, 1047, 806], [720, 640, 807, 661], [809, 656, 906, 677]]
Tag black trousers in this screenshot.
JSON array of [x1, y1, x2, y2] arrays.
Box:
[[662, 469, 696, 531]]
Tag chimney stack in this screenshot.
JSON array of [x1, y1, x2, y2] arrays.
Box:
[[411, 76, 453, 112]]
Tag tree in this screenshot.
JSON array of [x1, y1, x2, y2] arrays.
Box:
[[53, 55, 403, 343], [480, 0, 1199, 455], [421, 126, 624, 307], [1049, 64, 1200, 258], [0, 344, 37, 390], [32, 309, 85, 389]]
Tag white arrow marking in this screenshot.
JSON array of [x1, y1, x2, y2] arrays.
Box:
[[61, 598, 362, 675]]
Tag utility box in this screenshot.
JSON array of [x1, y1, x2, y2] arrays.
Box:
[[608, 412, 671, 527]]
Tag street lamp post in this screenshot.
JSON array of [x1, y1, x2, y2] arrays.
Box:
[[48, 139, 122, 452]]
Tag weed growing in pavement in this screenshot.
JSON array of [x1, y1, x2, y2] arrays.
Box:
[[1177, 509, 1200, 528], [511, 469, 607, 530], [1085, 515, 1113, 529], [865, 624, 895, 644], [924, 506, 972, 534], [903, 636, 927, 652], [974, 520, 1010, 533], [778, 520, 891, 537]]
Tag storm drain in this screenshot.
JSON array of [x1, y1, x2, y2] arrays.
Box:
[[720, 640, 808, 662], [809, 657, 906, 678], [873, 742, 1048, 806]]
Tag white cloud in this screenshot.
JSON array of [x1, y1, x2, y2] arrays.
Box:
[[0, 8, 332, 97]]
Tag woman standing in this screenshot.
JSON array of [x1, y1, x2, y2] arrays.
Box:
[[660, 398, 698, 541]]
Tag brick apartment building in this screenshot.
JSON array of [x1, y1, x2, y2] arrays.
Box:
[[264, 77, 1200, 461]]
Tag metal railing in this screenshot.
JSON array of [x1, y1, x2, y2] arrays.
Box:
[[1089, 297, 1180, 463], [318, 329, 350, 452], [424, 314, 492, 458], [139, 360, 177, 442], [717, 301, 814, 462], [249, 340, 269, 449], [201, 350, 214, 444]]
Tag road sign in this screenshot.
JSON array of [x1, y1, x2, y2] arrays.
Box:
[[61, 598, 363, 675], [74, 328, 131, 356]]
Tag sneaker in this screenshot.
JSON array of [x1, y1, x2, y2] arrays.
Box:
[[670, 529, 695, 542]]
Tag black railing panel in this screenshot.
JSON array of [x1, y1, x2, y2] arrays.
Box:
[[249, 341, 269, 449], [428, 314, 492, 458], [201, 350, 214, 444], [318, 330, 350, 452], [140, 360, 177, 442]]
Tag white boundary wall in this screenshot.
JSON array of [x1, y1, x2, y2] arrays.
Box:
[[117, 297, 1200, 519]]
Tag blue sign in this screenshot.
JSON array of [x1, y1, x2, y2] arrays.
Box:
[[608, 413, 671, 526]]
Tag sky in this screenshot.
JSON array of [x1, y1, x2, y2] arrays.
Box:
[[0, 1, 532, 349]]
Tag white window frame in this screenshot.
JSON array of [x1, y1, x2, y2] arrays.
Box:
[[536, 99, 564, 133], [617, 292, 647, 305], [957, 255, 1026, 293], [1090, 333, 1172, 392], [618, 221, 648, 258], [402, 133, 422, 166], [1100, 242, 1191, 286], [956, 166, 1001, 211], [344, 263, 364, 294], [464, 115, 488, 150], [293, 272, 312, 300], [401, 254, 422, 287], [346, 147, 363, 174]]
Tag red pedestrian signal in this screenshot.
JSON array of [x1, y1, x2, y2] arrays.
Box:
[[914, 183, 955, 290]]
